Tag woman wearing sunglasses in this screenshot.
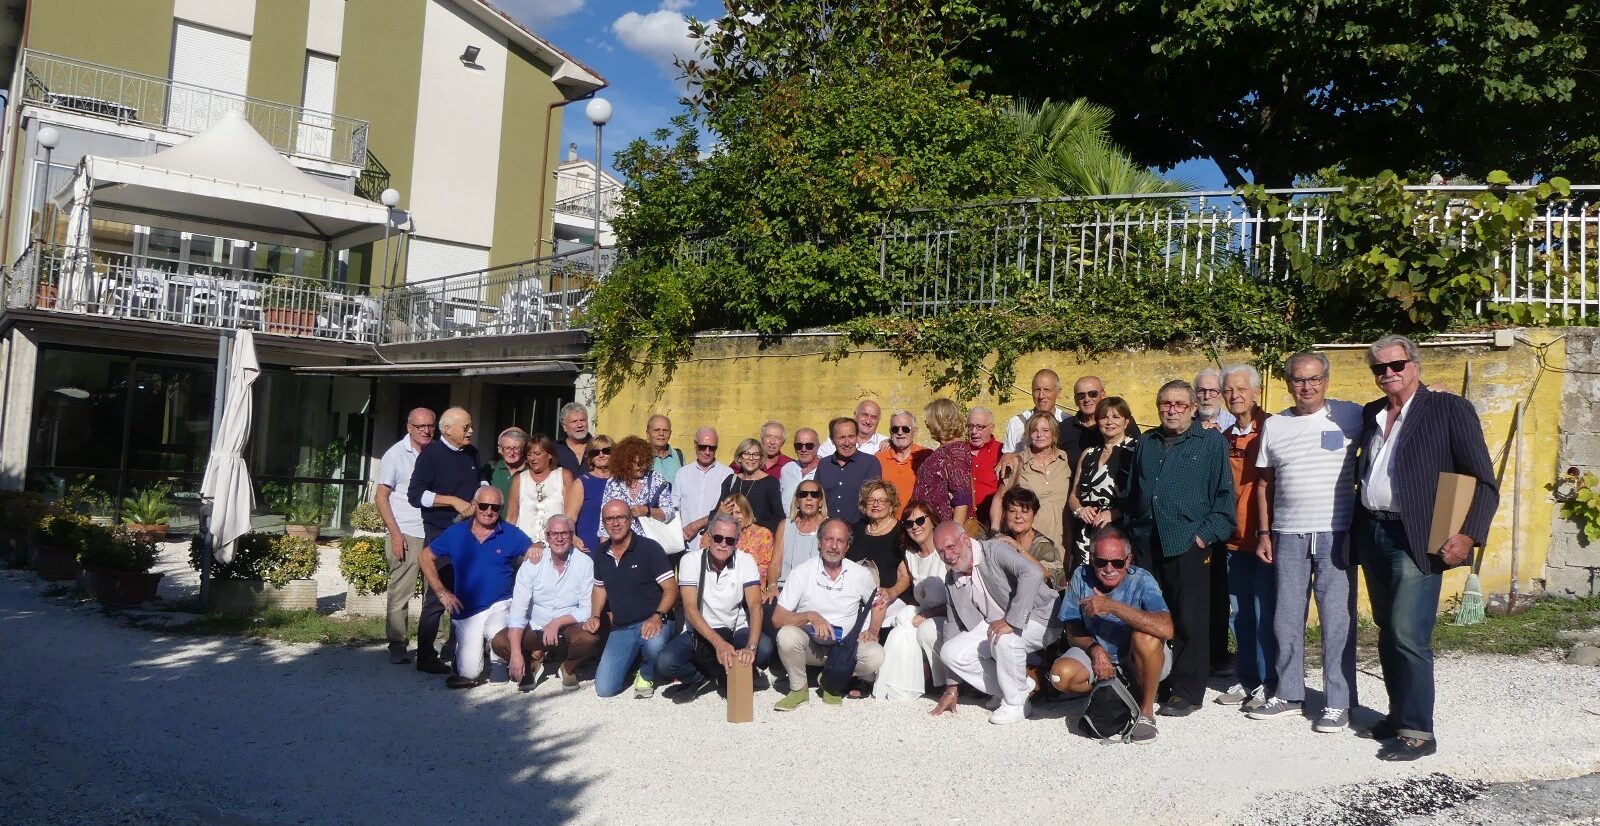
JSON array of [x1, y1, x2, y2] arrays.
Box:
[[772, 480, 828, 597], [565, 434, 614, 554], [874, 500, 951, 700]]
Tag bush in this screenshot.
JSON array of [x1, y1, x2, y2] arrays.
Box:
[[121, 482, 177, 526], [188, 531, 320, 587], [338, 535, 388, 596], [36, 510, 91, 547], [77, 523, 158, 574], [282, 496, 326, 527], [350, 501, 386, 533], [270, 534, 319, 586]]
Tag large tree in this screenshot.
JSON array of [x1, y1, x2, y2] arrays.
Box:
[[965, 0, 1600, 186]]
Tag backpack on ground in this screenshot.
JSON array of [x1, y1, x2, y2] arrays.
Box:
[[1077, 667, 1139, 742]]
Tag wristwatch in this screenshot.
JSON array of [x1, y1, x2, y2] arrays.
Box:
[[1256, 530, 1271, 537], [656, 611, 672, 623]]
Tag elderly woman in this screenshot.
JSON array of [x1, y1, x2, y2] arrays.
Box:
[[654, 512, 772, 696], [716, 493, 775, 584], [601, 435, 677, 537], [912, 398, 973, 525], [564, 434, 613, 554], [990, 413, 1073, 549], [1066, 394, 1138, 568], [772, 479, 827, 597], [717, 437, 785, 533], [507, 433, 573, 546], [849, 480, 911, 604], [999, 487, 1065, 588], [874, 499, 951, 700]]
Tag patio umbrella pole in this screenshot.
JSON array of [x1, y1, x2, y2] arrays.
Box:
[[201, 331, 234, 610]]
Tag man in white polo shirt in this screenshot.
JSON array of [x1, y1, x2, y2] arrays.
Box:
[[1249, 351, 1365, 733], [676, 427, 734, 542], [769, 518, 883, 710], [656, 513, 771, 697]]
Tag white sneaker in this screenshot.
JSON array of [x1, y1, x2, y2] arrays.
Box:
[[985, 677, 1036, 711], [989, 700, 1031, 725]]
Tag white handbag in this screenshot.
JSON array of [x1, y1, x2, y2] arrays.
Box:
[[638, 514, 686, 554]]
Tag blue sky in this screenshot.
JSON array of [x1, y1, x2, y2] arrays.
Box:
[[499, 0, 1231, 190]]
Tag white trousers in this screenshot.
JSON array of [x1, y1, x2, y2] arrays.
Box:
[[939, 618, 1052, 707], [452, 598, 511, 679], [874, 605, 947, 700]]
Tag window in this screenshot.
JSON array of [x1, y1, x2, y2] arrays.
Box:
[[296, 52, 338, 159], [167, 21, 251, 134]]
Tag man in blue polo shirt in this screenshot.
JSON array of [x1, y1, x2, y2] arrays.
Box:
[[420, 486, 531, 689], [581, 498, 679, 698], [815, 417, 882, 523], [407, 406, 487, 674]]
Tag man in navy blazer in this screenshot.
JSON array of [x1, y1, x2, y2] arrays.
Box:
[[1354, 335, 1497, 761]]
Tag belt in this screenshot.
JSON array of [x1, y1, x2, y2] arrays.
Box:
[[1363, 508, 1403, 521]]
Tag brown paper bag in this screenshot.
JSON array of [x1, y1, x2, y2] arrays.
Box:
[[726, 659, 754, 723], [1427, 472, 1476, 554]]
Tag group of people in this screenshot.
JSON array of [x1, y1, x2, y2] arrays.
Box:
[[370, 334, 1497, 759]]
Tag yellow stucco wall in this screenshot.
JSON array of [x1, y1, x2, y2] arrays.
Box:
[[597, 330, 1566, 615]]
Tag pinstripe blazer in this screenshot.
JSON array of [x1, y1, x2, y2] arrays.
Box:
[[1357, 387, 1498, 573]]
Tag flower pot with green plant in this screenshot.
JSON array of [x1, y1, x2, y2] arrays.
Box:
[[188, 531, 321, 614], [78, 523, 162, 606], [121, 481, 177, 542], [338, 534, 389, 615], [33, 510, 90, 581], [263, 275, 316, 335], [350, 501, 386, 537], [62, 476, 115, 525], [282, 495, 325, 541]]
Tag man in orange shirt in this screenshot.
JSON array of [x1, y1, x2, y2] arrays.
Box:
[[1217, 364, 1275, 709], [875, 409, 930, 517]]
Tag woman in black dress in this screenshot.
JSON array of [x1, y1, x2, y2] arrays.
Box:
[[717, 437, 785, 533]]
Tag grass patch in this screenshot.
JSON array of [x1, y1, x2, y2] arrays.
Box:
[[128, 598, 414, 646], [1305, 596, 1600, 656]]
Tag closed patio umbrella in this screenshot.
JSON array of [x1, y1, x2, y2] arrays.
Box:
[[200, 330, 260, 563]]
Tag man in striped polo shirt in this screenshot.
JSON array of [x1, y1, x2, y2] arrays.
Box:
[[1248, 352, 1365, 734]]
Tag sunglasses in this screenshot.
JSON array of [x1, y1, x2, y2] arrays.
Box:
[[594, 447, 613, 456], [796, 489, 822, 499], [900, 515, 928, 529], [890, 425, 912, 435], [408, 422, 436, 430], [1091, 556, 1129, 569], [794, 442, 818, 451], [476, 503, 503, 513], [709, 534, 739, 547], [1369, 359, 1411, 376], [695, 444, 718, 451], [1074, 390, 1100, 400]]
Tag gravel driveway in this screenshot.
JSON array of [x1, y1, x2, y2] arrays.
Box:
[[2, 570, 1598, 826]]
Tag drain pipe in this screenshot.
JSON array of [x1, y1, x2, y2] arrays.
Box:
[[535, 90, 601, 258]]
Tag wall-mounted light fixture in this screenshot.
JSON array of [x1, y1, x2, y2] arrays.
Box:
[[460, 46, 482, 67]]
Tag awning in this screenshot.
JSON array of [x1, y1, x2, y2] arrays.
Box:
[[292, 359, 583, 377], [52, 111, 392, 249]]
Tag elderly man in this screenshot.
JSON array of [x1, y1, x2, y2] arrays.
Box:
[[419, 486, 530, 689], [407, 406, 486, 673], [780, 427, 824, 517], [815, 417, 883, 524], [820, 400, 887, 457], [676, 427, 733, 541], [657, 513, 772, 697], [1248, 352, 1365, 731], [1215, 365, 1276, 708], [492, 514, 596, 692], [771, 519, 884, 710], [375, 407, 434, 665], [968, 408, 1003, 525], [1003, 369, 1068, 453], [554, 402, 592, 477], [1355, 335, 1497, 760], [1049, 526, 1175, 743], [483, 427, 529, 501], [1057, 375, 1142, 470], [1194, 368, 1238, 432], [583, 499, 679, 698], [876, 410, 929, 518], [761, 421, 793, 476], [930, 521, 1060, 724], [647, 414, 684, 480], [1126, 380, 1236, 716]]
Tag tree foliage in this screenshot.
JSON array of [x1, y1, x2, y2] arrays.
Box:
[[966, 0, 1600, 186], [1007, 99, 1190, 196]]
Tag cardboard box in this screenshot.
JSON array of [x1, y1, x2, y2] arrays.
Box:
[[726, 660, 753, 723], [1428, 472, 1477, 554]]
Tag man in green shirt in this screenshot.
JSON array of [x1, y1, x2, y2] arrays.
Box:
[[483, 427, 529, 500]]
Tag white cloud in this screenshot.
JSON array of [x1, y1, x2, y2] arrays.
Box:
[[496, 0, 585, 30], [659, 0, 693, 10], [611, 8, 702, 79]]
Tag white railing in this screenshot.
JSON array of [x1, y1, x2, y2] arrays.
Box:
[[553, 182, 623, 222], [383, 249, 610, 344], [21, 50, 370, 167], [875, 187, 1600, 318]]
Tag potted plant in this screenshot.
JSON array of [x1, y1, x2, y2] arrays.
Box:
[[78, 523, 162, 606], [62, 476, 116, 525], [283, 494, 325, 542], [350, 501, 386, 537], [33, 510, 90, 581], [263, 275, 315, 335], [120, 481, 177, 542], [188, 531, 321, 615], [338, 534, 389, 616]]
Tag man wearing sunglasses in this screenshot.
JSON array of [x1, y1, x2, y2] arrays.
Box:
[[375, 407, 435, 665], [779, 427, 824, 517], [1049, 526, 1173, 744], [676, 427, 733, 542], [408, 406, 489, 674], [1056, 375, 1143, 471], [419, 486, 531, 689], [1354, 335, 1497, 761], [657, 513, 771, 698], [875, 410, 929, 517]]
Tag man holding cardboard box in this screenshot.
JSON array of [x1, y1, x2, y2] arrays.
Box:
[[1354, 334, 1498, 762]]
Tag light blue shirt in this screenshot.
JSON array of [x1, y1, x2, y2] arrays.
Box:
[[377, 436, 424, 538], [507, 549, 595, 631], [1058, 565, 1168, 664]]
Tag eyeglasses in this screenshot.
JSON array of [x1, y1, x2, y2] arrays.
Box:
[[709, 534, 739, 547], [796, 489, 822, 499], [967, 423, 992, 430], [1074, 390, 1100, 400], [594, 447, 613, 456], [1158, 401, 1190, 411], [889, 425, 912, 435], [1195, 387, 1221, 397], [601, 514, 630, 522], [794, 442, 817, 451], [864, 496, 890, 506], [900, 515, 928, 529], [1288, 374, 1327, 387], [476, 502, 503, 513], [695, 444, 717, 452], [408, 422, 436, 430], [1369, 359, 1411, 376], [1091, 555, 1129, 569], [546, 530, 572, 538], [739, 451, 761, 459], [499, 443, 523, 452]]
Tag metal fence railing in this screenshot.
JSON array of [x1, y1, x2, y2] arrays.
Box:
[[21, 50, 370, 167], [382, 249, 611, 344]]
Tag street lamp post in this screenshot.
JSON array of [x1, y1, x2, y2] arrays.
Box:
[[380, 188, 401, 287], [584, 97, 612, 277], [37, 126, 60, 244]]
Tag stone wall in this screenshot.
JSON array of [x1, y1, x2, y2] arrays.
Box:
[[1548, 329, 1600, 597]]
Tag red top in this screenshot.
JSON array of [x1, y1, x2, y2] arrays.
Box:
[[970, 439, 1003, 520], [763, 454, 793, 475]]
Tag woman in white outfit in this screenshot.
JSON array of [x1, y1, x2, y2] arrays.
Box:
[[874, 499, 951, 700], [506, 434, 573, 546]]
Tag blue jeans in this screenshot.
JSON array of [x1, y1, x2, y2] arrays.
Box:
[[594, 618, 676, 698], [1271, 531, 1357, 708], [1227, 550, 1278, 694], [1355, 512, 1442, 739], [657, 626, 774, 687]]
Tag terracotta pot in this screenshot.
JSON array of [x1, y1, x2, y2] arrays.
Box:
[[284, 524, 321, 542], [265, 307, 316, 336], [33, 543, 80, 582], [83, 570, 163, 607], [125, 523, 169, 543], [35, 282, 58, 309]]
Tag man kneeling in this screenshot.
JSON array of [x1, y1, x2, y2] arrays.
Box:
[[420, 487, 529, 689], [492, 515, 597, 691], [1050, 526, 1174, 743], [770, 519, 883, 710], [657, 513, 773, 698]]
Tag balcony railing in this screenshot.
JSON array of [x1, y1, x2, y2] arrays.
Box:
[[20, 50, 370, 167], [382, 249, 611, 344], [553, 182, 622, 222]]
